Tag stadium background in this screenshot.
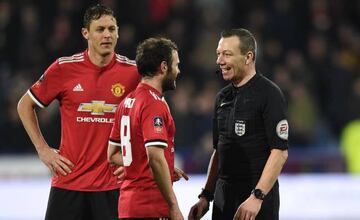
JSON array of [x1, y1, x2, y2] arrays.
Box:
[[0, 0, 359, 219]]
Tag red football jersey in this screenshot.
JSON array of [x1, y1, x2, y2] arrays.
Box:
[[109, 83, 176, 218], [28, 51, 140, 191]]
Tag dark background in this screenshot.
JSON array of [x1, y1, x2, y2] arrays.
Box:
[[1, 0, 359, 173]]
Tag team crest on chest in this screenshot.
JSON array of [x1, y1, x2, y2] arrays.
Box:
[[235, 120, 246, 136], [111, 83, 125, 97]]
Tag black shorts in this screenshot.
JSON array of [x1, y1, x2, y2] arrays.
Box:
[[45, 187, 119, 220], [212, 178, 279, 220]]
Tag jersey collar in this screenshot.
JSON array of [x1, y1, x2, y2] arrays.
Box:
[[83, 50, 116, 71], [232, 72, 260, 90], [138, 83, 163, 98]]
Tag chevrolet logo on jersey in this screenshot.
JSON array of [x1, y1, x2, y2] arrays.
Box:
[[77, 101, 117, 115]]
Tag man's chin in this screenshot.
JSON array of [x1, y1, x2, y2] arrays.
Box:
[[222, 75, 232, 81], [162, 82, 176, 92], [99, 48, 113, 57]]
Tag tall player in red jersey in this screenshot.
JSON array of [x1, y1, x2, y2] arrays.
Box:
[[17, 4, 140, 220], [108, 37, 186, 220]]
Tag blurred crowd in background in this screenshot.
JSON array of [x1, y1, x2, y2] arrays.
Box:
[[0, 0, 359, 173]]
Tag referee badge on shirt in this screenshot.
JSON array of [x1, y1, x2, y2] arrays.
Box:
[[153, 116, 164, 133], [235, 120, 246, 136], [276, 119, 289, 140]]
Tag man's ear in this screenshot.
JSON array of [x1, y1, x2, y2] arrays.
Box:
[[245, 51, 254, 65], [160, 61, 168, 74], [81, 28, 89, 40]]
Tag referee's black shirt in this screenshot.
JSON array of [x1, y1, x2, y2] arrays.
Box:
[[213, 73, 288, 181]]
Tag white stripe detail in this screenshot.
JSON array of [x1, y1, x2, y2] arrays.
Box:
[[58, 57, 84, 62], [144, 141, 168, 148], [58, 53, 84, 60], [109, 140, 121, 146], [27, 90, 45, 108], [115, 59, 136, 66], [115, 54, 136, 66], [59, 59, 84, 65]]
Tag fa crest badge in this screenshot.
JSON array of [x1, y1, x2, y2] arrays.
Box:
[[153, 116, 164, 133], [235, 120, 246, 136]]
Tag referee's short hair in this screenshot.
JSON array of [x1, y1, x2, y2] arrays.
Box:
[[221, 28, 257, 62]]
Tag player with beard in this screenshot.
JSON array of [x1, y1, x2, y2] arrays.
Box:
[[108, 37, 186, 220]]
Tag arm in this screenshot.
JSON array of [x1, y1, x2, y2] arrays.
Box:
[[234, 148, 288, 220], [17, 93, 73, 176], [188, 149, 218, 220], [255, 148, 288, 194], [107, 143, 123, 166], [146, 146, 183, 220], [107, 143, 125, 179]]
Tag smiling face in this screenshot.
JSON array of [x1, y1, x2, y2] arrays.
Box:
[[216, 36, 248, 83], [82, 15, 118, 57]]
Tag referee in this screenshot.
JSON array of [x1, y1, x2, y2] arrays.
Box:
[[188, 28, 288, 220]]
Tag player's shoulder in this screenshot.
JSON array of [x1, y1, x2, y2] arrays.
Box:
[[115, 54, 137, 67], [57, 52, 85, 65], [136, 87, 166, 110]]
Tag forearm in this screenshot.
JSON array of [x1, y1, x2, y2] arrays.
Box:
[[203, 150, 219, 193], [256, 149, 288, 194], [107, 144, 123, 165], [17, 94, 49, 151], [148, 149, 178, 208]]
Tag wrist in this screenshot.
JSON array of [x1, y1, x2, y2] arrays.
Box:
[[251, 188, 266, 200], [198, 188, 214, 202]]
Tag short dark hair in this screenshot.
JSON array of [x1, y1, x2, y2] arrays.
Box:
[[135, 37, 178, 77], [83, 4, 114, 29], [221, 28, 257, 61]]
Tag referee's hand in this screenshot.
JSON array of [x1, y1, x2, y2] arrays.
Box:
[[233, 195, 262, 220], [188, 197, 209, 220]]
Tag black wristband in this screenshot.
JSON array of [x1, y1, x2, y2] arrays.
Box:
[[198, 188, 214, 202]]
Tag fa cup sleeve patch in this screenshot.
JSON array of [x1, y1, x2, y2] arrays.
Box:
[[153, 116, 164, 133], [276, 119, 289, 140]]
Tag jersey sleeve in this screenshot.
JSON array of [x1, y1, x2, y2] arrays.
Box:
[[263, 85, 289, 150], [109, 104, 122, 146], [28, 60, 63, 108], [141, 100, 169, 148]]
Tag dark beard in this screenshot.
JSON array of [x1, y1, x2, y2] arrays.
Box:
[[162, 75, 176, 92], [162, 68, 176, 92]]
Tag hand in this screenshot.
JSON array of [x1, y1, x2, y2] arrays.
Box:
[[113, 166, 125, 182], [170, 205, 184, 220], [188, 197, 209, 220], [233, 195, 262, 220], [173, 167, 189, 182], [37, 146, 74, 177]]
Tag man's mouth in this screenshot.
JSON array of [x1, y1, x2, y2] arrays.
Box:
[[221, 67, 231, 73], [100, 42, 112, 47]]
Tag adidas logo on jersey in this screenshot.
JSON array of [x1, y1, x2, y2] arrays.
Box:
[[73, 83, 84, 92]]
